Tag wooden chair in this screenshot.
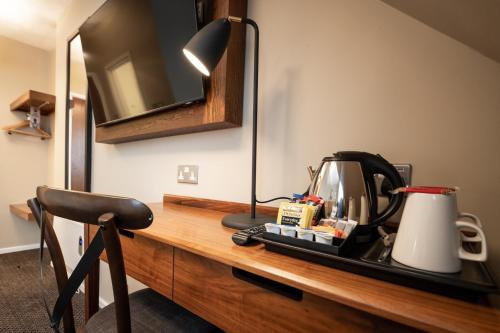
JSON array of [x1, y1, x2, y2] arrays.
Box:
[[28, 186, 219, 333]]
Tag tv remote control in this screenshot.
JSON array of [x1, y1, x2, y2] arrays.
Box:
[[232, 225, 266, 246]]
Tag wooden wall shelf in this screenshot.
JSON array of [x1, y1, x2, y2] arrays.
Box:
[[10, 90, 55, 115], [95, 0, 247, 144], [9, 203, 35, 222], [3, 90, 55, 140]]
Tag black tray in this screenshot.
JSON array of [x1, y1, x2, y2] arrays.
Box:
[[253, 235, 498, 301], [261, 227, 357, 256]]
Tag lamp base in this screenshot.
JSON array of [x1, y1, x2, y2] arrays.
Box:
[[221, 213, 274, 230]]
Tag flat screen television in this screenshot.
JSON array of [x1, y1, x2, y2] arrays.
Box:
[[79, 0, 204, 127]]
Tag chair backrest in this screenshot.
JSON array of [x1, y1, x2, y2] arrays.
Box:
[[28, 186, 153, 333]]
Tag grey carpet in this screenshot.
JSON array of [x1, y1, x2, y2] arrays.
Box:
[[0, 249, 84, 332]]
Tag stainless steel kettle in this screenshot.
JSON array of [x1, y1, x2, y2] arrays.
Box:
[[308, 151, 404, 226]]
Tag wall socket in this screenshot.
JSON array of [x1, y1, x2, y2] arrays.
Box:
[[177, 165, 199, 184], [394, 164, 412, 186]]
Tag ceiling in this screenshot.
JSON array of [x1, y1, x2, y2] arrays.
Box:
[[0, 0, 498, 60], [0, 0, 70, 50], [381, 0, 500, 64]]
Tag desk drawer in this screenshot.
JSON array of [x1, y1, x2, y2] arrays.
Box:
[[89, 225, 173, 299], [173, 249, 414, 333]]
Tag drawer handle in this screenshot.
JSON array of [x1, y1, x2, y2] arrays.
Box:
[[232, 267, 303, 301], [118, 229, 135, 239]]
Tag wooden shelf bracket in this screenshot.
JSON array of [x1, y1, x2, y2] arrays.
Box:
[[3, 90, 55, 140]]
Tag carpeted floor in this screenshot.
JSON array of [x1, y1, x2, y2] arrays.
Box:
[[0, 249, 84, 332]]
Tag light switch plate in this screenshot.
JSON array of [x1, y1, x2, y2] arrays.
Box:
[[394, 164, 412, 186], [177, 165, 199, 184]]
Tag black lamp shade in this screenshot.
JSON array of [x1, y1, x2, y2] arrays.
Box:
[[183, 18, 231, 76]]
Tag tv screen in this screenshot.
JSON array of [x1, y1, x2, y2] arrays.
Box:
[[79, 0, 204, 127]]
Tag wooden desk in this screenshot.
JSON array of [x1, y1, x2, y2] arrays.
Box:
[[90, 196, 500, 332]]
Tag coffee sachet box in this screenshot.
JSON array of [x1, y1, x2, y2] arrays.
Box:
[[276, 202, 315, 228]]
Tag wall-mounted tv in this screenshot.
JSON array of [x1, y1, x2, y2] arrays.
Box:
[[79, 0, 204, 127]]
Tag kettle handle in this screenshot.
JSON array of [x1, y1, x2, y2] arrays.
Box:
[[364, 154, 405, 224]]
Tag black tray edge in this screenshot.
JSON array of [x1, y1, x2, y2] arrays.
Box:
[[262, 224, 358, 256], [253, 235, 499, 301]]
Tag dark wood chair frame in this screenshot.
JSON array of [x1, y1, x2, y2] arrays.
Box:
[[28, 186, 153, 333]]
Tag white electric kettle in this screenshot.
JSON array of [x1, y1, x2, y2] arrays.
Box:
[[392, 188, 487, 273]]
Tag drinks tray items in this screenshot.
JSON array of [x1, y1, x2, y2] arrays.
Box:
[[263, 194, 360, 256], [252, 235, 498, 301], [261, 225, 357, 257]]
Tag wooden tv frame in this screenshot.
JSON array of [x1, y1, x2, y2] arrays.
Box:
[[95, 0, 247, 144]]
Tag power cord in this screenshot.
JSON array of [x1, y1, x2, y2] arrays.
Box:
[[256, 196, 291, 204]]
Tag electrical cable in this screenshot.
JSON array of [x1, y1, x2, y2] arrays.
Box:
[[255, 196, 291, 204]]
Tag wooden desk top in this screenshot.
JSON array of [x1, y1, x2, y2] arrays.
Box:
[[135, 200, 500, 333]]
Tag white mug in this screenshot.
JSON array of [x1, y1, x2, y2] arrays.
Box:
[[392, 192, 487, 273]]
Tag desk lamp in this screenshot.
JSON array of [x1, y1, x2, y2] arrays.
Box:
[[183, 16, 273, 230]]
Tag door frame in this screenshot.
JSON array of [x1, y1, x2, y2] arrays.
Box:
[[64, 32, 93, 192], [64, 31, 98, 322]]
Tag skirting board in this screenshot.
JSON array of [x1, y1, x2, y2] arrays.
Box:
[[0, 243, 39, 255]]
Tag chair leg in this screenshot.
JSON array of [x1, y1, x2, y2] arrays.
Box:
[[84, 261, 100, 322], [84, 224, 100, 322], [98, 213, 131, 333]]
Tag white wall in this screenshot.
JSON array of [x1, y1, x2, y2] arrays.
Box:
[[0, 35, 53, 251], [52, 0, 500, 304]]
